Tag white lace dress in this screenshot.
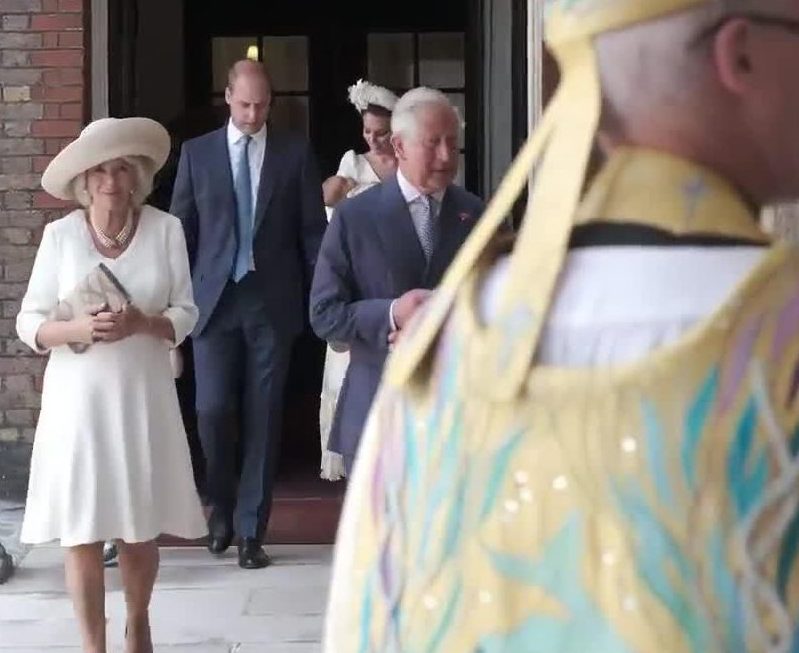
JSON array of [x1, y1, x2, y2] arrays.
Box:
[[16, 207, 207, 546], [319, 150, 382, 480]]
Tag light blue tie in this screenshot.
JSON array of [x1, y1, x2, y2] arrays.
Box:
[[232, 134, 253, 282]]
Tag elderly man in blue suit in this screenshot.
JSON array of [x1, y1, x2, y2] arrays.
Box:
[[170, 59, 327, 569], [310, 88, 485, 475]]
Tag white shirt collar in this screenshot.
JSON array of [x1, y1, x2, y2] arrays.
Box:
[[396, 168, 445, 205], [226, 119, 267, 147]]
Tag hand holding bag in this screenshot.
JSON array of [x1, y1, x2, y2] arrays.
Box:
[[51, 262, 132, 353]]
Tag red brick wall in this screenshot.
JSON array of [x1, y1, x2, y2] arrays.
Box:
[[0, 0, 86, 456]]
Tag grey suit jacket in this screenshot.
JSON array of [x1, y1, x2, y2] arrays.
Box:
[[309, 174, 484, 456]]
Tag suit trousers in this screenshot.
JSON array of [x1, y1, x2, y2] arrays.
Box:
[[192, 282, 293, 540], [343, 453, 356, 477]]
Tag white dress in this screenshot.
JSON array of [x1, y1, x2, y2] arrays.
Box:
[[319, 150, 382, 481], [16, 206, 207, 547]]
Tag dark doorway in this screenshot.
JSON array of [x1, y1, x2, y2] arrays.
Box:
[[183, 0, 479, 187], [108, 0, 482, 543]]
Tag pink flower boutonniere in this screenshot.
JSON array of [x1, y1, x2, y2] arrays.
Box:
[[458, 211, 472, 222]]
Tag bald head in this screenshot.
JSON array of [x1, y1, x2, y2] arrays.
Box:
[[595, 7, 706, 136], [596, 0, 793, 109], [227, 59, 271, 91], [594, 0, 799, 205], [225, 59, 272, 135]]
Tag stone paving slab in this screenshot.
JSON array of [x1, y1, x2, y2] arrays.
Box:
[[0, 545, 331, 652]]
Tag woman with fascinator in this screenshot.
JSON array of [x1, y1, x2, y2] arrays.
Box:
[[16, 117, 206, 652], [318, 80, 399, 481], [322, 79, 399, 214]]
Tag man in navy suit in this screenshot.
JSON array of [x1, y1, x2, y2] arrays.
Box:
[[170, 59, 327, 569], [310, 88, 485, 475]]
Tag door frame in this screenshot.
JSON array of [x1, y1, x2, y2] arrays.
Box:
[[89, 0, 108, 118], [94, 0, 547, 188]]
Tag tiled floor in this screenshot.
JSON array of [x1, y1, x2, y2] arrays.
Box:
[[0, 543, 331, 652]]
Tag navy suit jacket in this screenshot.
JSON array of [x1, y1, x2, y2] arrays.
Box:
[[170, 126, 327, 337], [309, 175, 484, 456]]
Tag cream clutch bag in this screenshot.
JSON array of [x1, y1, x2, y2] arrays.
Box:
[[51, 262, 132, 353]]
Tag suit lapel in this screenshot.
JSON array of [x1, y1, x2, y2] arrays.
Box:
[[253, 131, 282, 233], [374, 176, 427, 290], [210, 128, 237, 219], [426, 187, 473, 284]]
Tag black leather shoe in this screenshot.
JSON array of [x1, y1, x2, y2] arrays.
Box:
[[103, 541, 118, 568], [207, 510, 234, 555], [237, 538, 271, 569], [208, 533, 234, 554]]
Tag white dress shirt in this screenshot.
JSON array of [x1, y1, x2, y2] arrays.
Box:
[[475, 246, 766, 367], [226, 119, 267, 223], [389, 170, 448, 331], [396, 168, 445, 242]]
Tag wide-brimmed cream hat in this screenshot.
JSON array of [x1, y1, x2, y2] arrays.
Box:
[[41, 117, 170, 201]]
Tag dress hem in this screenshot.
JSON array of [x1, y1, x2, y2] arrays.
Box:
[[21, 526, 208, 548]]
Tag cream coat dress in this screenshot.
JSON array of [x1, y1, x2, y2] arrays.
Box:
[[16, 207, 207, 546]]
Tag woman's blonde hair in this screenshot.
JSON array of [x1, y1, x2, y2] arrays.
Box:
[[71, 155, 154, 209]]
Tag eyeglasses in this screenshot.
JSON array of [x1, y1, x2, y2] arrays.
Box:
[[690, 13, 799, 49]]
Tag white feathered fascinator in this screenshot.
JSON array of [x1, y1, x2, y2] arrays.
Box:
[[347, 79, 399, 113]]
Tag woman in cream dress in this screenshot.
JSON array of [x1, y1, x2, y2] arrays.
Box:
[[319, 80, 398, 480], [16, 117, 206, 653]]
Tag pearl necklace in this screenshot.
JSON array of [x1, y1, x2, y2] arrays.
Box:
[[90, 211, 134, 250]]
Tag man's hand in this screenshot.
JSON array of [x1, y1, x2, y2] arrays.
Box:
[[392, 289, 432, 331]]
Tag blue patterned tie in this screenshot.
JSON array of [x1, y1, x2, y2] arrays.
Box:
[[232, 134, 253, 282]]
